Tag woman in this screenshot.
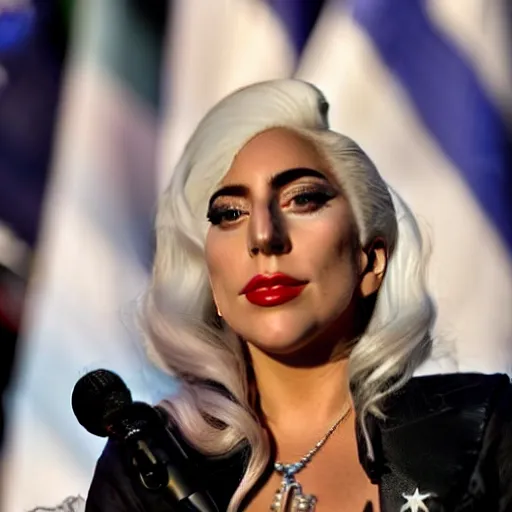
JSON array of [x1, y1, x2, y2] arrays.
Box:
[[86, 79, 512, 512]]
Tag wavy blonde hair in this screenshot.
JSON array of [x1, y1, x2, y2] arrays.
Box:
[[140, 79, 434, 510]]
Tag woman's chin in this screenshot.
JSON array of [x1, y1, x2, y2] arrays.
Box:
[[243, 325, 319, 359]]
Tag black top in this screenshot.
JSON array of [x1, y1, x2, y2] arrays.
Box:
[[85, 373, 512, 511]]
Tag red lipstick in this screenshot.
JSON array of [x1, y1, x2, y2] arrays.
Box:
[[240, 273, 307, 307]]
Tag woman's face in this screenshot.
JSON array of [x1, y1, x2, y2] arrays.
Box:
[[205, 128, 379, 359]]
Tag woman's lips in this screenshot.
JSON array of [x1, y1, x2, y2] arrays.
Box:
[[245, 284, 306, 307], [241, 273, 307, 307]]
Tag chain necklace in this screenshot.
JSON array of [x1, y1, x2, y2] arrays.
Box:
[[270, 404, 352, 512]]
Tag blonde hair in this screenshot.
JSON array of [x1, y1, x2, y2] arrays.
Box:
[[140, 79, 434, 510]]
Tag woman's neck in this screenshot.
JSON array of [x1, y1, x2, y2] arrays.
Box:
[[248, 345, 352, 435]]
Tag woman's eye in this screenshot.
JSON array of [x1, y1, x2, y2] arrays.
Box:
[[290, 191, 332, 210], [207, 207, 244, 226]]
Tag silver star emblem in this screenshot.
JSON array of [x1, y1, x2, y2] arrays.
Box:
[[400, 488, 432, 512]]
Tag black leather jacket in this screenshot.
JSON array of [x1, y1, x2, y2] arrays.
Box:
[[85, 373, 512, 511]]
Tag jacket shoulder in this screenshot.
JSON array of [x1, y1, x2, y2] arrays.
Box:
[[358, 373, 512, 511]]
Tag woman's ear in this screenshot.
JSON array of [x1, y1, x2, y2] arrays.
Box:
[[358, 238, 387, 298]]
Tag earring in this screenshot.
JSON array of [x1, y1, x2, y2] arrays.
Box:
[[216, 307, 222, 318]]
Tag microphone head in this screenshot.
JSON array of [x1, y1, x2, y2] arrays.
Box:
[[72, 369, 133, 437]]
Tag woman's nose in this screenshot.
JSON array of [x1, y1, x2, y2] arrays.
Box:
[[247, 200, 291, 257]]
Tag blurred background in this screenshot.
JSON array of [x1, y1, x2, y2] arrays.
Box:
[[0, 0, 510, 510]]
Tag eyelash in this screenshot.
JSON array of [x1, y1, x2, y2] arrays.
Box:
[[207, 189, 335, 226], [207, 207, 246, 226], [286, 190, 333, 209]]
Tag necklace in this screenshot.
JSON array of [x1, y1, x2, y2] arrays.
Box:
[[270, 405, 352, 512]]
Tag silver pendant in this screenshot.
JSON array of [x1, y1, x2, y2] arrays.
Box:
[[270, 480, 317, 512]]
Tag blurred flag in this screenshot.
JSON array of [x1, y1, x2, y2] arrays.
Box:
[[1, 1, 171, 510], [298, 0, 512, 374], [0, 223, 28, 459], [0, 0, 64, 248], [2, 0, 511, 510]]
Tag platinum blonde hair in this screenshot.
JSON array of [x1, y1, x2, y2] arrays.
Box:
[[141, 79, 434, 510]]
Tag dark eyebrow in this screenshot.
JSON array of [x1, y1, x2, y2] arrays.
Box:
[[271, 167, 328, 188], [207, 167, 329, 209]]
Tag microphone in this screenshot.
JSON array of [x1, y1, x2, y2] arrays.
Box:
[[72, 369, 219, 512]]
